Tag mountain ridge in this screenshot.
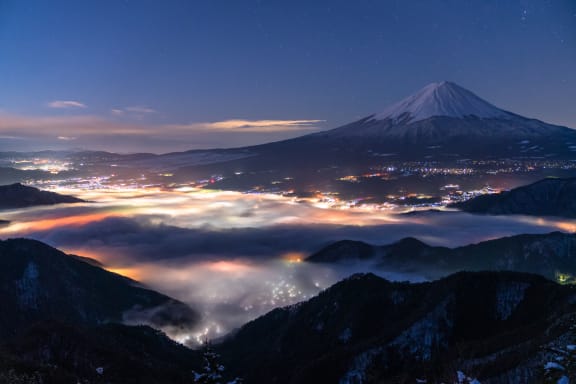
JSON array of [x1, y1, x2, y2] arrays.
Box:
[[0, 183, 85, 209], [0, 238, 199, 337], [450, 177, 576, 218], [307, 231, 576, 281], [218, 270, 576, 383], [0, 237, 206, 383]]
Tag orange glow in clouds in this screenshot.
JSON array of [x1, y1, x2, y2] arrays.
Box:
[[282, 252, 305, 264], [0, 212, 126, 235], [207, 260, 254, 274], [557, 221, 576, 233]]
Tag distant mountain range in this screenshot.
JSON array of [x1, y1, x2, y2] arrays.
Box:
[[450, 177, 576, 218], [307, 232, 576, 282], [219, 271, 576, 383], [0, 183, 84, 209]]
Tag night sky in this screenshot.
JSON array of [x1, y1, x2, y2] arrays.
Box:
[[1, 0, 575, 153]]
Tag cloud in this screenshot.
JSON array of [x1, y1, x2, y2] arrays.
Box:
[[11, 194, 568, 266], [57, 136, 77, 141], [47, 100, 87, 109], [197, 119, 325, 132], [0, 113, 322, 137], [171, 119, 325, 133], [111, 106, 157, 116], [31, 215, 563, 265], [0, 113, 149, 136]]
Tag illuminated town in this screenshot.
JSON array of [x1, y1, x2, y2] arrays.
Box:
[[5, 152, 575, 212]]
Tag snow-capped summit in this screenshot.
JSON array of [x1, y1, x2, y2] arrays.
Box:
[[372, 81, 513, 123]]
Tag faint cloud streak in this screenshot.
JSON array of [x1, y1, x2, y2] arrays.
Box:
[[0, 112, 149, 136], [48, 100, 87, 109], [111, 106, 157, 116], [201, 119, 323, 132], [124, 106, 156, 114]]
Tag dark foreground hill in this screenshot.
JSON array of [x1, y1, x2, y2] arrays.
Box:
[[449, 177, 576, 218], [219, 271, 576, 384], [0, 183, 85, 209], [307, 232, 576, 282], [0, 238, 202, 383], [1, 322, 199, 384], [0, 238, 199, 336]]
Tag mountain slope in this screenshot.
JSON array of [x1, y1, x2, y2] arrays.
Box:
[[0, 183, 84, 209], [2, 321, 200, 384], [449, 177, 576, 218], [0, 238, 204, 383], [219, 271, 576, 384], [0, 238, 199, 337], [307, 232, 576, 281]]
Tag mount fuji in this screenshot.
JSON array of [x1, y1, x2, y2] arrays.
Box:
[[246, 81, 576, 161], [114, 82, 576, 188]]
